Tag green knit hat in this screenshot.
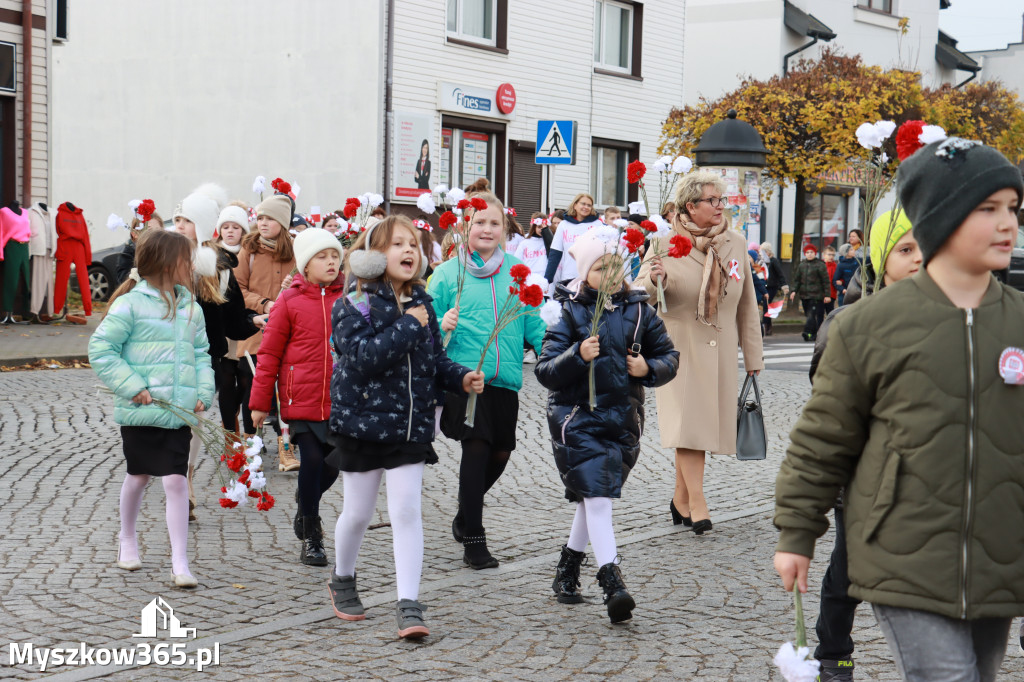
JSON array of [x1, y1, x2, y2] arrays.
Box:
[[897, 138, 1023, 264], [870, 208, 912, 275]]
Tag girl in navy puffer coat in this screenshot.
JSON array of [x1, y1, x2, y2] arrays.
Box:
[[250, 228, 346, 567], [327, 216, 482, 639], [536, 229, 678, 624]]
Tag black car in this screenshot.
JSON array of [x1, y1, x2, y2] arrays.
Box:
[[70, 243, 123, 302], [996, 227, 1024, 292]]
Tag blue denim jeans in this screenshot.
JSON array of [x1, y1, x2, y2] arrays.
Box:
[[872, 604, 1012, 681]]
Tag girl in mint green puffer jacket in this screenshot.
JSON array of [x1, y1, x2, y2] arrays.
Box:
[[89, 230, 214, 589]]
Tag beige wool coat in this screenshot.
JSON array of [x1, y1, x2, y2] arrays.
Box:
[[233, 243, 295, 359], [636, 226, 764, 454]]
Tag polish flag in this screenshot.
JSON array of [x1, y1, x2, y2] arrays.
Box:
[[764, 300, 784, 319], [310, 206, 321, 224]]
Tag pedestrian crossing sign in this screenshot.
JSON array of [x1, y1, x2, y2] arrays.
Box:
[[535, 120, 576, 165]]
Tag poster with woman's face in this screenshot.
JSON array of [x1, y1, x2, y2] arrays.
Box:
[[393, 111, 434, 199]]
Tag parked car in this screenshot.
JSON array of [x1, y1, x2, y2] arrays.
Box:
[[995, 227, 1024, 292], [70, 244, 123, 302]]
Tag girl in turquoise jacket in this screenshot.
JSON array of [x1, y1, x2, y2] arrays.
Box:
[[89, 230, 215, 589], [428, 191, 547, 570]]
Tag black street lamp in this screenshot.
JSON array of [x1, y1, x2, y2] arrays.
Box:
[[693, 109, 767, 169]]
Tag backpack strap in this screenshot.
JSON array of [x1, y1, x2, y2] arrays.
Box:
[[630, 302, 644, 356]]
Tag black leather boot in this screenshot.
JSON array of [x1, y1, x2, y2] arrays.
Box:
[[462, 534, 499, 569], [596, 561, 635, 623], [301, 516, 327, 566], [552, 545, 587, 604]]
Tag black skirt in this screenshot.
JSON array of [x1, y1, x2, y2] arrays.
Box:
[[440, 385, 519, 451], [121, 425, 191, 477], [326, 433, 437, 473]]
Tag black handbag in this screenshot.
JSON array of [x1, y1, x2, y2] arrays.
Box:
[[736, 374, 767, 461]]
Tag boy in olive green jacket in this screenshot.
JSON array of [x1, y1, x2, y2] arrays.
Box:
[[774, 138, 1024, 682]]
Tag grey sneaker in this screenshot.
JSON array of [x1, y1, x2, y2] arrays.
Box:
[[396, 599, 429, 639], [817, 657, 854, 682], [327, 573, 365, 621]]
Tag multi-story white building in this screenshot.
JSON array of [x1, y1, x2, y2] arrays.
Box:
[[969, 19, 1024, 98], [683, 0, 978, 260], [53, 1, 686, 251]]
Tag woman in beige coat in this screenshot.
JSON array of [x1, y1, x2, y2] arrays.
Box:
[[636, 170, 763, 534]]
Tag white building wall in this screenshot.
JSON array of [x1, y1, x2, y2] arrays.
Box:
[[971, 41, 1024, 97], [390, 0, 686, 212], [52, 0, 384, 251]]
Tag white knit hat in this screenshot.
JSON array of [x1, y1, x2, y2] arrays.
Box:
[[216, 205, 250, 236], [179, 183, 228, 244], [294, 228, 343, 277]]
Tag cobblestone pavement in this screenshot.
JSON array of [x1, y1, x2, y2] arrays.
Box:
[[0, 368, 1020, 680]]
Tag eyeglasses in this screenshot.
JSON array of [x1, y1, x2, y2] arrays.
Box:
[[694, 197, 729, 208]]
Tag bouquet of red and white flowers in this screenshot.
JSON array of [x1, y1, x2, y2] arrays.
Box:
[[464, 264, 545, 426]]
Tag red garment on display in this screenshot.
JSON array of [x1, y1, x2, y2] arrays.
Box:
[[55, 202, 93, 315]]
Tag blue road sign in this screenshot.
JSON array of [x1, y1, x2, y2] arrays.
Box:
[[536, 120, 576, 165]]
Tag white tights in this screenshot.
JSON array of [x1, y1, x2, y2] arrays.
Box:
[[119, 473, 192, 577], [566, 497, 617, 566], [333, 463, 424, 601]]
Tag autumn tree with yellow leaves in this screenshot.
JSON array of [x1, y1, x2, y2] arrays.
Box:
[[661, 48, 1024, 260]]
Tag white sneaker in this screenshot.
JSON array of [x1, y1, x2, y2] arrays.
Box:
[[523, 349, 538, 364]]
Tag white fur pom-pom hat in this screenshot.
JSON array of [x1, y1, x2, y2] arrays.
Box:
[[179, 183, 228, 244]]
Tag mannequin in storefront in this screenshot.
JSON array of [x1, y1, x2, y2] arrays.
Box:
[[54, 200, 93, 320], [28, 201, 57, 322], [1, 200, 33, 324]]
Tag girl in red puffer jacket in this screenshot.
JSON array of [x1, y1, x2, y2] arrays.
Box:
[[250, 228, 345, 566]]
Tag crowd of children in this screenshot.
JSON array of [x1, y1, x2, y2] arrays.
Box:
[[87, 142, 1024, 672]]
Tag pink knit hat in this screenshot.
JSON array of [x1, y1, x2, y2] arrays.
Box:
[[567, 226, 630, 293]]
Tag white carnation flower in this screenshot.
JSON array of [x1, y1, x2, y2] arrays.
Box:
[[525, 273, 548, 289], [773, 643, 820, 682], [416, 193, 436, 214], [919, 125, 947, 145], [539, 299, 563, 326], [873, 120, 896, 141], [627, 201, 646, 214], [672, 156, 693, 174], [856, 122, 882, 150], [224, 480, 249, 506], [252, 176, 266, 193], [447, 187, 466, 204]]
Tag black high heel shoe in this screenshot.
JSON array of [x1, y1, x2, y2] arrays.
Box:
[[692, 519, 713, 535], [669, 500, 692, 527]]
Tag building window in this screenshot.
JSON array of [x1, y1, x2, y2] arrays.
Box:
[[55, 0, 70, 41], [858, 0, 893, 13], [590, 139, 639, 209], [439, 115, 508, 199], [801, 192, 848, 255], [594, 0, 633, 72], [447, 0, 497, 46]]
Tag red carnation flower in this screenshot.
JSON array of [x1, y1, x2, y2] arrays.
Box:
[[668, 234, 693, 258], [219, 498, 238, 509], [248, 490, 261, 498], [518, 284, 544, 307], [896, 120, 925, 161], [439, 211, 457, 230], [256, 493, 275, 511], [456, 199, 471, 210], [640, 220, 657, 233], [276, 181, 292, 196], [470, 197, 489, 211], [623, 228, 645, 253], [627, 160, 647, 184], [508, 284, 519, 296], [137, 199, 156, 222], [271, 178, 284, 191], [226, 452, 247, 472], [509, 263, 530, 284], [343, 204, 358, 219], [237, 469, 251, 486]]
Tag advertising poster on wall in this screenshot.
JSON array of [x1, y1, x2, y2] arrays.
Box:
[[393, 111, 434, 200]]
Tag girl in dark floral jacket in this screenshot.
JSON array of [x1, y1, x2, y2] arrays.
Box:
[[325, 216, 483, 640]]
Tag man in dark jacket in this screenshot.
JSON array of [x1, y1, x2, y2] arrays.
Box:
[[789, 245, 831, 341]]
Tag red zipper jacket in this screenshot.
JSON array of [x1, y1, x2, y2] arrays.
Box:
[[55, 202, 91, 263], [249, 273, 344, 422]]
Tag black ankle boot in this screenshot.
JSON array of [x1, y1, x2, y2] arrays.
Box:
[[552, 545, 587, 604], [301, 516, 327, 566], [462, 534, 499, 569], [596, 561, 635, 623], [293, 487, 303, 540]]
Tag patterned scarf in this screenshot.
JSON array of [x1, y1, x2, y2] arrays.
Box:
[[676, 215, 729, 326], [259, 237, 278, 251]]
